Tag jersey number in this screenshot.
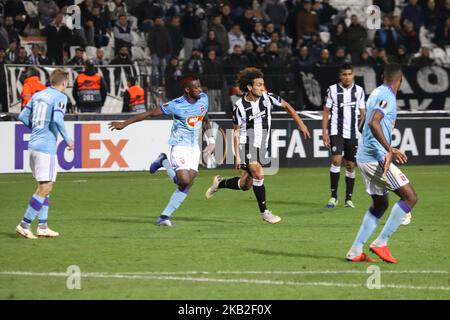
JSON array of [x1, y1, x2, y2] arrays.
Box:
[[31, 101, 48, 129]]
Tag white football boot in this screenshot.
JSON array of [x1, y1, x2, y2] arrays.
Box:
[[205, 175, 222, 199], [261, 210, 281, 224], [16, 224, 37, 239], [36, 226, 60, 238]]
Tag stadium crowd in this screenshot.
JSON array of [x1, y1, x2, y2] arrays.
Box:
[[0, 0, 449, 112]]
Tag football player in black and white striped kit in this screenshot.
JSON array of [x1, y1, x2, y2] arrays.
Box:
[[322, 64, 366, 209], [205, 67, 311, 223]]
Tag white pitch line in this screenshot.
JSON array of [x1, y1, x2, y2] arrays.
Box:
[[1, 271, 450, 292], [120, 270, 450, 275]]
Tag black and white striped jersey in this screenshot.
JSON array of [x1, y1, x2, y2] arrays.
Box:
[[325, 83, 365, 139], [232, 92, 282, 148]]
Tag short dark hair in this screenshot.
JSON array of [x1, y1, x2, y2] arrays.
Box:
[[383, 62, 403, 81], [339, 63, 353, 73], [26, 67, 39, 78], [236, 67, 264, 93], [128, 76, 137, 86]]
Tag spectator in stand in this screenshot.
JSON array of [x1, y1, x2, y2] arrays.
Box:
[[390, 45, 411, 65], [0, 19, 8, 50], [253, 45, 266, 69], [333, 46, 350, 65], [164, 56, 183, 99], [401, 0, 424, 32], [133, 0, 163, 33], [3, 0, 27, 35], [210, 14, 229, 55], [90, 5, 110, 48], [265, 22, 275, 37], [373, 0, 396, 15], [251, 21, 271, 50], [39, 46, 52, 65], [95, 0, 111, 30], [345, 14, 367, 63], [15, 47, 29, 65], [182, 48, 204, 78], [308, 33, 326, 62], [433, 16, 450, 48], [203, 49, 223, 112], [5, 39, 18, 63], [148, 16, 172, 85], [42, 13, 71, 65], [93, 48, 109, 66], [423, 0, 441, 33], [67, 47, 85, 66], [203, 30, 223, 57], [242, 40, 257, 66], [410, 46, 435, 66], [296, 0, 319, 45], [375, 48, 389, 65], [223, 45, 249, 81], [181, 3, 205, 60], [264, 42, 286, 74], [400, 19, 421, 54], [111, 46, 133, 65], [317, 0, 338, 31], [316, 48, 334, 66], [262, 0, 288, 30], [167, 16, 183, 58], [375, 16, 400, 56], [27, 44, 44, 65], [220, 2, 234, 31], [114, 14, 133, 55], [228, 24, 246, 54], [3, 16, 20, 47], [0, 48, 7, 112], [293, 45, 315, 67], [357, 51, 374, 66], [238, 8, 255, 38], [108, 0, 127, 26], [392, 15, 402, 34], [38, 0, 60, 28], [329, 22, 347, 54]]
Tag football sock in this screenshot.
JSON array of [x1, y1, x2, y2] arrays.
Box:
[[38, 196, 50, 227], [345, 170, 355, 201], [161, 186, 190, 218], [252, 179, 267, 213], [330, 165, 340, 198], [351, 207, 381, 252], [21, 195, 46, 228], [162, 159, 176, 180], [218, 177, 241, 190], [374, 200, 411, 246]]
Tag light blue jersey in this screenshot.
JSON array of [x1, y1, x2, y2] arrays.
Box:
[[160, 93, 209, 147], [18, 87, 71, 155], [356, 84, 397, 163]]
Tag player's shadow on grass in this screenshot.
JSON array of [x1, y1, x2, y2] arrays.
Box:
[[269, 200, 319, 207], [0, 232, 20, 239], [247, 248, 342, 262], [175, 216, 242, 224]]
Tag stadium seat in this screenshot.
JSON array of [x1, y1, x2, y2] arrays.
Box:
[[131, 31, 147, 48], [102, 46, 114, 61], [319, 32, 330, 44], [85, 46, 97, 60], [128, 16, 138, 31], [131, 46, 146, 61], [23, 1, 38, 18]]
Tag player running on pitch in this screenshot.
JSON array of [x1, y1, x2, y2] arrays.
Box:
[[346, 63, 418, 263], [205, 67, 311, 223], [16, 68, 74, 239], [109, 76, 212, 227]]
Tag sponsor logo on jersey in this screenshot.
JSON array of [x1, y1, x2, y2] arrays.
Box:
[[379, 100, 388, 108], [248, 110, 266, 121], [186, 115, 204, 128]]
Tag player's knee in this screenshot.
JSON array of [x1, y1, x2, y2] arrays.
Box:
[[369, 205, 387, 219], [241, 183, 251, 191], [177, 178, 190, 190], [405, 190, 418, 208], [345, 162, 355, 172]]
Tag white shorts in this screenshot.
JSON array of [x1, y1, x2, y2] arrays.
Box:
[[30, 150, 57, 182], [169, 145, 200, 172], [358, 161, 409, 196]]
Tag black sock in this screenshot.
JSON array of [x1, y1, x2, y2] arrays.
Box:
[[218, 177, 240, 190], [252, 184, 267, 213], [330, 172, 340, 198], [346, 176, 355, 201]]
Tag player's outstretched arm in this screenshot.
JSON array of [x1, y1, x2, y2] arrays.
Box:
[[108, 107, 163, 131], [280, 99, 311, 139], [369, 110, 392, 175]]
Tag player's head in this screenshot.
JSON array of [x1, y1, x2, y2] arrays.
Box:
[[26, 67, 40, 79], [50, 68, 69, 92], [339, 63, 354, 88], [237, 67, 264, 98], [181, 75, 202, 100], [382, 62, 403, 91]]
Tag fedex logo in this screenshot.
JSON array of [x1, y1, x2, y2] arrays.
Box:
[[15, 123, 129, 170]]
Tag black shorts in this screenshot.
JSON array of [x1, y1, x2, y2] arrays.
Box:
[[329, 136, 358, 162], [237, 142, 271, 172]]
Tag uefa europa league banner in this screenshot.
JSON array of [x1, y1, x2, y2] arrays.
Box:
[[295, 65, 450, 111], [4, 64, 142, 113]]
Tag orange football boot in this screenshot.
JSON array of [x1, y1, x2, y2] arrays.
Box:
[[370, 245, 398, 264]]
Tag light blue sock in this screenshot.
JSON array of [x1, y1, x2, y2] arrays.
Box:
[[161, 187, 189, 218], [351, 208, 380, 251], [375, 200, 411, 246], [38, 196, 50, 225], [162, 159, 176, 181], [22, 194, 46, 225]]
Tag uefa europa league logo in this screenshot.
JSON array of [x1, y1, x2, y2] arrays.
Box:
[[65, 0, 84, 30]]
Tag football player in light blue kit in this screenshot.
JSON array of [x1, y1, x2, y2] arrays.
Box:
[[346, 63, 418, 263], [16, 68, 74, 239], [109, 76, 212, 226]]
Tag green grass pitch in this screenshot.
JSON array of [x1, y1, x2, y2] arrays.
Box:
[[0, 165, 449, 299]]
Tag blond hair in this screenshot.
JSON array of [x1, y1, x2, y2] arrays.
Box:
[[50, 68, 69, 86]]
